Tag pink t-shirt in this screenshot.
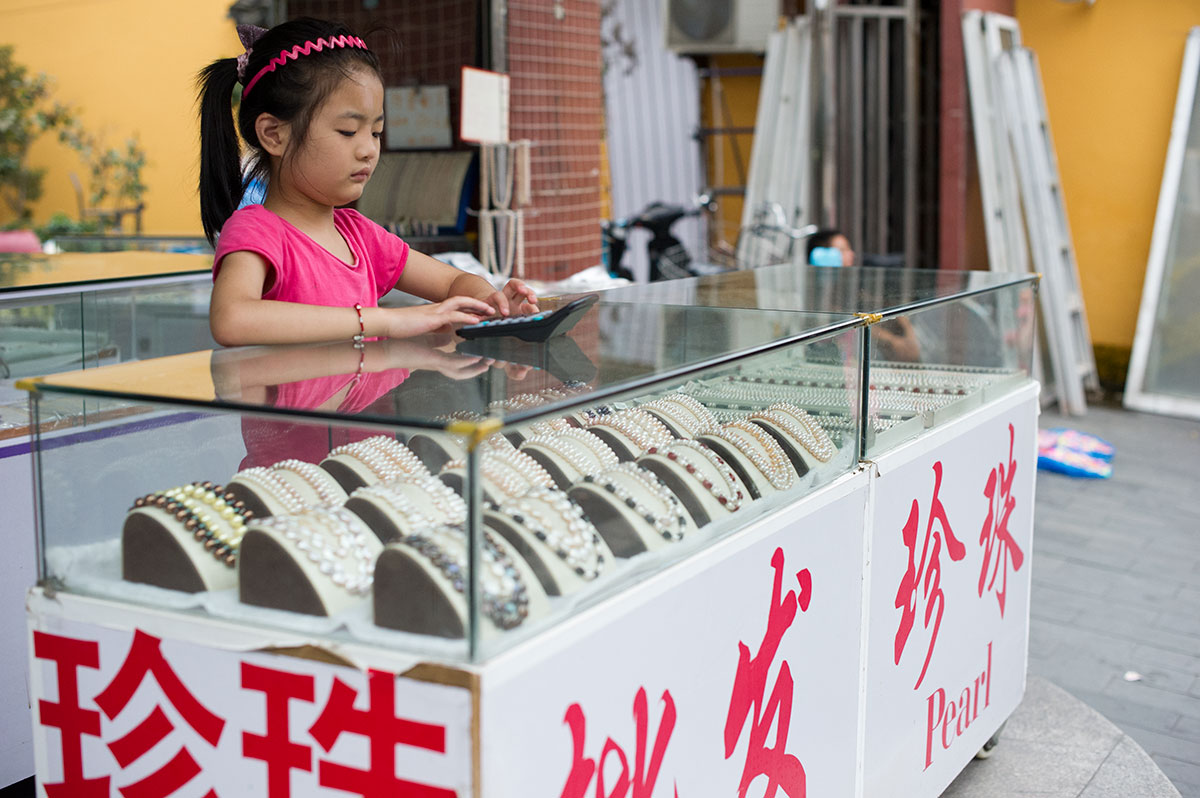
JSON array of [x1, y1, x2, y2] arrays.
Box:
[[213, 205, 408, 307]]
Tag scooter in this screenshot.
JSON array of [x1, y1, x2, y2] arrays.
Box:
[[602, 195, 714, 282]]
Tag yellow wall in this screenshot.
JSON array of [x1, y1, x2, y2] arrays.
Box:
[[701, 54, 764, 254], [1016, 0, 1200, 350], [1, 0, 239, 234]]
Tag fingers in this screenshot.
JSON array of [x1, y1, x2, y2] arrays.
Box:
[[444, 295, 495, 316], [487, 290, 511, 317], [504, 279, 539, 308], [447, 310, 486, 327]]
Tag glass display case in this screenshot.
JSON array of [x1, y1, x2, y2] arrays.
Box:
[[23, 297, 866, 662], [607, 265, 1038, 454], [0, 270, 215, 436], [0, 251, 213, 381], [20, 267, 1037, 666]]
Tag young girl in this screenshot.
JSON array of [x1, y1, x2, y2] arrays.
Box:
[[197, 18, 537, 347]]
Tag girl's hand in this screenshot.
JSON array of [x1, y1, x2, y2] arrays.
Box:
[[381, 295, 494, 338], [485, 279, 540, 317]]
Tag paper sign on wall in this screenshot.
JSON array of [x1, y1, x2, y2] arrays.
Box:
[[460, 66, 509, 144], [385, 85, 452, 150]]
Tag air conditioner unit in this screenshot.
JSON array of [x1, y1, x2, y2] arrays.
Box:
[[664, 0, 778, 55]]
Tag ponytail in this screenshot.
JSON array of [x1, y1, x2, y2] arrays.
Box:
[[196, 18, 385, 245], [196, 57, 244, 245]]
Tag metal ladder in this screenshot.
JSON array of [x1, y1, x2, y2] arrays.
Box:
[[970, 12, 1098, 415]]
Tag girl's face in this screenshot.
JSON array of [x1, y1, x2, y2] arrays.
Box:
[[282, 68, 384, 208]]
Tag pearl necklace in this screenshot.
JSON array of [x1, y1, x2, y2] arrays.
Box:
[[580, 463, 689, 542], [231, 468, 308, 515], [642, 393, 720, 437], [443, 447, 556, 500], [402, 525, 530, 630], [382, 475, 468, 524], [751, 404, 837, 463], [489, 392, 548, 412], [272, 459, 346, 504], [522, 418, 573, 438], [521, 428, 619, 477], [588, 408, 674, 453], [131, 481, 253, 567], [703, 421, 795, 491], [494, 486, 607, 580], [644, 439, 745, 512], [251, 505, 377, 595], [327, 436, 430, 484], [353, 483, 435, 536]]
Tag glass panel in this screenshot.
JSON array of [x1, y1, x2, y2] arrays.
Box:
[[865, 282, 1036, 455], [0, 292, 86, 381], [474, 325, 863, 659], [82, 281, 216, 365], [32, 393, 477, 661], [0, 251, 210, 294], [33, 299, 860, 429], [0, 293, 89, 427], [47, 235, 212, 254], [30, 321, 862, 664], [602, 262, 1037, 315]]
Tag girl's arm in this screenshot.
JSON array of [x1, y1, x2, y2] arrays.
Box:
[[210, 251, 494, 347], [396, 250, 539, 317]]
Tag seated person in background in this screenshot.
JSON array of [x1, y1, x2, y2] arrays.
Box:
[[806, 228, 856, 267], [806, 228, 919, 362]]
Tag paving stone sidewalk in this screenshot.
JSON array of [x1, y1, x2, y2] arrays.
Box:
[[946, 400, 1200, 797]]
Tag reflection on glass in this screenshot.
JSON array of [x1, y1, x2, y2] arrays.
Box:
[[603, 262, 1036, 315], [864, 285, 1036, 455]]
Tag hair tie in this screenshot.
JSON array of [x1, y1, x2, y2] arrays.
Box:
[[235, 24, 269, 82], [241, 34, 370, 98]]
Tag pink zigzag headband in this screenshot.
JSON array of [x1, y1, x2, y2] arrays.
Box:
[[241, 34, 369, 98]]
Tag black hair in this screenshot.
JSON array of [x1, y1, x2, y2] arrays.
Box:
[[806, 228, 848, 263], [196, 18, 382, 244]]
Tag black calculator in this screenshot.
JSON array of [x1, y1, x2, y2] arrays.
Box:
[[457, 293, 599, 342]]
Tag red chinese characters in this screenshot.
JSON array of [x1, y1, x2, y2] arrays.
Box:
[[242, 663, 315, 798], [894, 461, 967, 691], [34, 628, 459, 797], [978, 423, 1024, 617], [559, 688, 678, 798], [724, 547, 811, 798], [33, 632, 107, 798], [308, 669, 455, 798], [35, 628, 227, 798]]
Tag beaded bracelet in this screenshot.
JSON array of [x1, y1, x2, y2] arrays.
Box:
[[579, 462, 689, 542], [494, 486, 607, 580], [402, 525, 530, 630], [250, 505, 377, 595], [272, 459, 346, 504], [703, 421, 796, 491], [131, 481, 253, 568], [644, 439, 745, 512], [353, 303, 366, 349]]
